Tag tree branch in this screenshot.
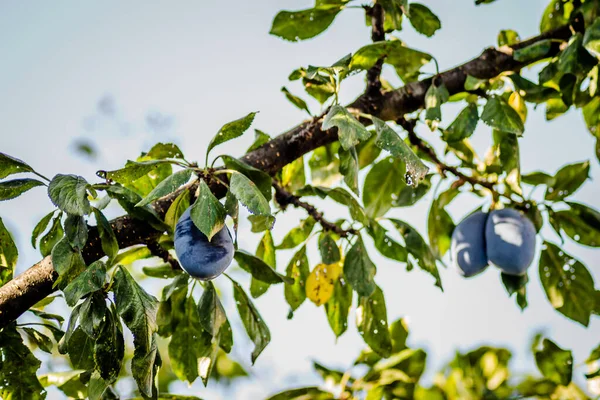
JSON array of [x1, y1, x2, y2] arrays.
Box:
[[0, 21, 580, 330], [273, 181, 358, 238], [365, 3, 385, 97]]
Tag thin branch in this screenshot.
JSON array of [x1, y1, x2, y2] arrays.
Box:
[[0, 21, 581, 329], [146, 240, 182, 271], [396, 117, 496, 191], [273, 181, 358, 238], [364, 3, 385, 97]]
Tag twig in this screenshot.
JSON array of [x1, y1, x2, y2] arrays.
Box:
[[364, 3, 385, 97], [146, 240, 182, 271], [396, 118, 496, 191], [273, 181, 358, 238]]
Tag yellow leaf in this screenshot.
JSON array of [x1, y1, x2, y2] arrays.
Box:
[[305, 262, 342, 306], [508, 91, 527, 123]]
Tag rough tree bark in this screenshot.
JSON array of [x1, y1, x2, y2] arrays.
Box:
[[0, 21, 579, 329]]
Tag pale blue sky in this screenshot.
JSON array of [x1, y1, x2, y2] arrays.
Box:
[[1, 1, 599, 398]]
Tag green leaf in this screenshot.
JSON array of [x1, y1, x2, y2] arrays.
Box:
[[229, 172, 271, 216], [198, 282, 228, 340], [338, 146, 359, 194], [231, 277, 271, 364], [235, 250, 292, 284], [0, 325, 45, 400], [0, 152, 35, 179], [221, 156, 272, 201], [102, 184, 169, 231], [251, 230, 277, 298], [0, 217, 17, 285], [67, 327, 96, 370], [443, 103, 479, 142], [427, 188, 458, 258], [63, 260, 106, 306], [584, 17, 600, 58], [425, 81, 450, 130], [391, 219, 442, 289], [51, 237, 86, 289], [350, 40, 432, 83], [373, 118, 428, 186], [169, 295, 203, 383], [357, 286, 392, 358], [64, 214, 88, 250], [190, 180, 226, 241], [281, 156, 306, 194], [114, 266, 160, 396], [206, 112, 257, 161], [94, 305, 125, 383], [113, 266, 158, 351], [464, 75, 487, 91], [481, 96, 524, 135], [39, 212, 63, 258], [247, 129, 271, 152], [48, 174, 92, 216], [367, 221, 407, 262], [535, 338, 573, 386], [498, 29, 520, 46], [540, 0, 570, 32], [248, 214, 276, 233], [0, 178, 44, 201], [513, 40, 552, 62], [539, 242, 596, 326], [31, 210, 55, 249], [285, 246, 310, 312], [123, 157, 173, 198], [325, 278, 352, 338], [277, 217, 316, 249], [322, 105, 371, 151], [522, 171, 555, 186], [494, 130, 522, 195], [319, 233, 341, 264], [135, 169, 192, 207], [266, 387, 334, 400], [99, 160, 170, 185], [363, 157, 405, 219], [146, 142, 185, 160], [164, 190, 191, 233], [308, 143, 341, 186], [281, 87, 310, 114], [393, 175, 431, 207], [545, 161, 590, 201], [22, 327, 53, 354], [558, 34, 596, 77], [407, 3, 441, 37], [553, 202, 600, 247], [298, 185, 368, 225], [142, 263, 181, 279], [356, 133, 382, 169], [270, 5, 344, 42], [79, 292, 108, 339], [344, 235, 376, 297], [92, 208, 119, 262], [39, 371, 87, 399]]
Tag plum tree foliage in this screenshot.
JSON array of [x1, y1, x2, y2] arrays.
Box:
[[1, 0, 600, 399]]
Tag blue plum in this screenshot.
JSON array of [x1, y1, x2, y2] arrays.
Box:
[[174, 208, 234, 280], [450, 211, 489, 277], [485, 208, 536, 276]]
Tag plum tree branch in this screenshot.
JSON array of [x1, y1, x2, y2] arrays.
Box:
[[273, 181, 358, 238], [0, 20, 580, 329], [364, 3, 385, 96]]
